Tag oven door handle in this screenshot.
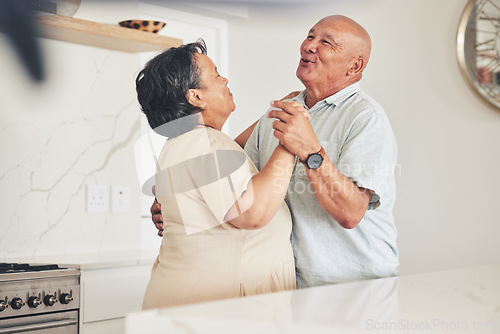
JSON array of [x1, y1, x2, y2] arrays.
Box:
[[0, 318, 78, 333]]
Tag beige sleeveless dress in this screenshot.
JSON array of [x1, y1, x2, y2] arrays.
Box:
[[142, 127, 295, 309]]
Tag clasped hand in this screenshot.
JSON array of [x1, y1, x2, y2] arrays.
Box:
[[267, 100, 321, 161]]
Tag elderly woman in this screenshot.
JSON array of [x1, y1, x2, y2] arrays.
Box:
[[136, 40, 296, 309]]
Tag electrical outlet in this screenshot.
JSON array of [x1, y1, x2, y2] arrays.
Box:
[[111, 185, 130, 213], [87, 184, 107, 213]]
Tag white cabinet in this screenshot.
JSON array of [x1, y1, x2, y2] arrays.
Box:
[[80, 264, 152, 334], [82, 318, 126, 334]]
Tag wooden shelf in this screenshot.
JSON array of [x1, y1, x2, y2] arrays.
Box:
[[33, 14, 183, 53]]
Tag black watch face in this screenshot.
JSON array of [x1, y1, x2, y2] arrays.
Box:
[[307, 153, 323, 169]]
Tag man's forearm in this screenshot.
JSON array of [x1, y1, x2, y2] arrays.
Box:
[[305, 155, 372, 229]]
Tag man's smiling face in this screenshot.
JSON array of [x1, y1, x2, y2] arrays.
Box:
[[296, 15, 370, 97]]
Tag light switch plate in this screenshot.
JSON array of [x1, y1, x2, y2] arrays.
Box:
[[87, 184, 107, 213], [111, 185, 131, 213]]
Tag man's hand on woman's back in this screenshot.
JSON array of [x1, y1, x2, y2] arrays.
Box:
[[151, 186, 164, 237]]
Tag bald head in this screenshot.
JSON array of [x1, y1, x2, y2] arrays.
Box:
[[319, 15, 372, 67]]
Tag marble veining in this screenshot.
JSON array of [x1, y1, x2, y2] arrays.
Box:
[[0, 38, 144, 262]]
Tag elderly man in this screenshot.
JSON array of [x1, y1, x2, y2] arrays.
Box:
[[151, 15, 398, 288]]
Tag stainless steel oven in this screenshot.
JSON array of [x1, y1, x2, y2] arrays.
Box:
[[0, 263, 80, 334]]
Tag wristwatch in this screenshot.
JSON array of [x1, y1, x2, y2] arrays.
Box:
[[302, 147, 325, 169]]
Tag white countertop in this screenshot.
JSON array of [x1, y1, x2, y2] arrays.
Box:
[[126, 264, 500, 334], [6, 249, 157, 270]]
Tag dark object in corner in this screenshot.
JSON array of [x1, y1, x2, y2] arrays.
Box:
[[0, 0, 44, 82]]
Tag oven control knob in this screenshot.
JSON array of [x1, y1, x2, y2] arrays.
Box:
[[60, 293, 73, 304], [44, 294, 57, 306], [11, 297, 24, 310], [0, 299, 8, 312], [28, 296, 42, 308]]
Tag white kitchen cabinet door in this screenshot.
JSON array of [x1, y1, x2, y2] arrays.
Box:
[[81, 265, 151, 324], [82, 318, 125, 334]]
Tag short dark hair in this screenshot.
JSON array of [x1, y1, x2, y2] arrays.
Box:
[[136, 39, 207, 137]]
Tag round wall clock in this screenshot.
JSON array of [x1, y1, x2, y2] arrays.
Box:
[[457, 0, 500, 111]]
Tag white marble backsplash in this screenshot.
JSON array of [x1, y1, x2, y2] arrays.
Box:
[[0, 4, 150, 262]]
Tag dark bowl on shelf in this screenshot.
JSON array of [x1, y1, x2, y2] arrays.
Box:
[[118, 20, 166, 33]]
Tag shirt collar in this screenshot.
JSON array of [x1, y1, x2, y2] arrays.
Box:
[[324, 82, 360, 106], [294, 82, 361, 110]]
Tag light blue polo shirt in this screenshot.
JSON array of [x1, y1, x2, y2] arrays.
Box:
[[245, 82, 399, 288]]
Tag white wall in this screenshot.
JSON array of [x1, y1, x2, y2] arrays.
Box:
[[225, 0, 500, 275]]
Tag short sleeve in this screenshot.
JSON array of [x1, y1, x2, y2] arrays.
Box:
[[156, 129, 256, 234], [192, 131, 255, 226], [197, 151, 254, 226], [336, 111, 397, 210], [244, 118, 263, 171]]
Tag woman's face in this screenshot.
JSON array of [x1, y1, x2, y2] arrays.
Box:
[[193, 53, 235, 126]]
